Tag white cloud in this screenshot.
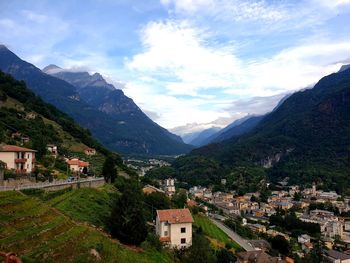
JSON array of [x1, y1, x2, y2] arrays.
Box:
[[21, 10, 48, 23], [316, 0, 350, 8], [125, 17, 350, 129], [234, 42, 350, 96], [127, 20, 241, 96], [160, 0, 288, 22]]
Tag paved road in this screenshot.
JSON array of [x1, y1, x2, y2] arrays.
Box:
[[209, 217, 256, 251]]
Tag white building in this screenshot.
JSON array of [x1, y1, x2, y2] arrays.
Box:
[[325, 221, 344, 239], [298, 234, 311, 244], [156, 208, 193, 248], [163, 178, 175, 196], [47, 144, 58, 156], [0, 145, 36, 173]]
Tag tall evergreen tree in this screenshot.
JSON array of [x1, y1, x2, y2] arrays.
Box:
[[102, 155, 117, 183], [108, 180, 148, 245]]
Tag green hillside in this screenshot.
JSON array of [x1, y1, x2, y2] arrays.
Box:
[[0, 70, 128, 177], [171, 67, 350, 194], [0, 190, 174, 263], [23, 185, 116, 229]]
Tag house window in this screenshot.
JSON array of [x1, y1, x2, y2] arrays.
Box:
[[164, 231, 168, 236], [27, 154, 30, 159], [181, 238, 186, 244], [181, 227, 186, 233]]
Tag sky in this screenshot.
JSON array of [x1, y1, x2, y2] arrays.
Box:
[[1, 0, 350, 132]]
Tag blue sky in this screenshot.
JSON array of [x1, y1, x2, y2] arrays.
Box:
[[1, 0, 350, 133]]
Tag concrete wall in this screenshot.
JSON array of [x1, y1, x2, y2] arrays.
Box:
[[0, 178, 105, 191], [43, 178, 105, 191]]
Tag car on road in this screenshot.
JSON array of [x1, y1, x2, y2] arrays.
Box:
[[67, 176, 75, 182]]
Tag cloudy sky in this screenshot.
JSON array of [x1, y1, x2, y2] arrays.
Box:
[[1, 0, 350, 131]]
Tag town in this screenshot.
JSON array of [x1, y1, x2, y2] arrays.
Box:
[[143, 176, 350, 263], [1, 141, 350, 262]]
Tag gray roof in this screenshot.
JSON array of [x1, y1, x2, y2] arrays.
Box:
[[326, 250, 350, 260]]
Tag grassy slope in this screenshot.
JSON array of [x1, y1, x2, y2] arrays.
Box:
[[0, 191, 173, 263], [193, 214, 241, 251], [48, 185, 115, 228]]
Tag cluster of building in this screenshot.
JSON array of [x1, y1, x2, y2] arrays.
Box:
[[189, 182, 350, 259], [0, 143, 95, 175], [125, 158, 170, 177], [143, 178, 176, 197]]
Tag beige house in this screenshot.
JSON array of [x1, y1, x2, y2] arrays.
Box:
[[47, 144, 58, 157], [156, 208, 193, 248], [66, 158, 89, 173], [143, 184, 165, 195], [0, 145, 36, 173], [84, 147, 96, 156]]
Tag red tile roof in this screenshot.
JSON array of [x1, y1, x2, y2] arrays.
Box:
[[159, 236, 171, 242], [0, 145, 36, 152], [66, 159, 89, 167], [157, 208, 193, 224]]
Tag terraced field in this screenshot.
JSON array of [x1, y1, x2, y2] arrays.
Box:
[[0, 191, 173, 263]]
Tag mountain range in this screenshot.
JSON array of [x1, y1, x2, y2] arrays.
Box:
[[0, 45, 192, 155], [172, 65, 350, 193]]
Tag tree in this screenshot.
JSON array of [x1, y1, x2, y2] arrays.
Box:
[[293, 192, 302, 201], [108, 179, 147, 245], [259, 187, 271, 203], [172, 189, 187, 208], [144, 191, 171, 220], [270, 235, 290, 256], [250, 195, 258, 202], [216, 248, 235, 263], [102, 155, 117, 183], [181, 233, 216, 263]]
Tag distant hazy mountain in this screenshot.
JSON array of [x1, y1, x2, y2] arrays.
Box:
[[189, 127, 221, 147], [339, 64, 350, 72], [0, 45, 192, 155], [210, 115, 265, 143], [199, 114, 257, 145]]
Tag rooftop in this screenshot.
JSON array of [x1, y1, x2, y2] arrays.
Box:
[[66, 158, 89, 167], [325, 250, 350, 260], [157, 208, 193, 224], [0, 144, 36, 152], [236, 251, 287, 263]]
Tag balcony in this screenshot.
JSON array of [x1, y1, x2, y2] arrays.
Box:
[[15, 158, 27, 164]]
